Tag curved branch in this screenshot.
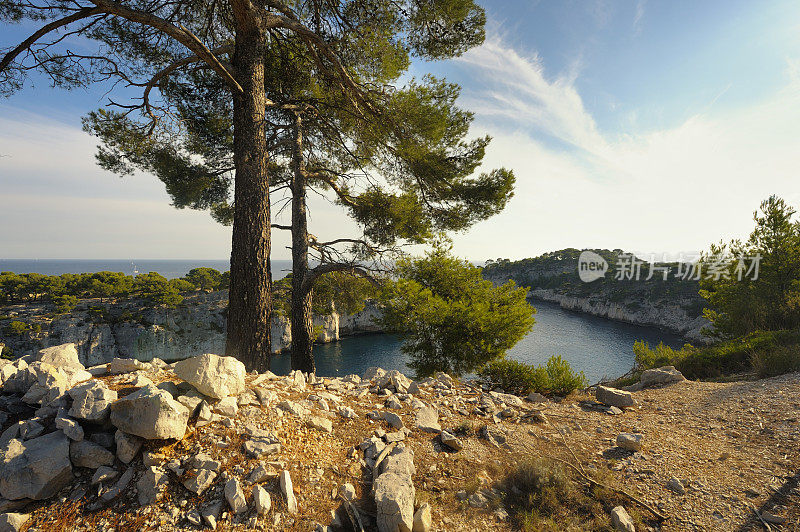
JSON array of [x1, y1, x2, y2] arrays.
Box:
[[87, 0, 243, 93], [0, 7, 104, 73]]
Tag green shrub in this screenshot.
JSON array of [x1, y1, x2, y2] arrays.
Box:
[[53, 294, 78, 314], [1, 346, 13, 360], [5, 320, 28, 336], [479, 356, 586, 397], [502, 457, 639, 531], [751, 345, 800, 378], [633, 330, 800, 380]]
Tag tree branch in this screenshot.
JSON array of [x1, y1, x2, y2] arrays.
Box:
[[0, 7, 104, 73]]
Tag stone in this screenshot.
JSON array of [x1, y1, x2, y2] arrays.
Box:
[[412, 503, 432, 532], [0, 431, 72, 501], [386, 396, 403, 410], [277, 400, 309, 419], [596, 386, 635, 408], [439, 430, 462, 451], [100, 466, 134, 503], [253, 484, 271, 515], [201, 500, 222, 529], [55, 417, 84, 441], [114, 431, 143, 464], [32, 344, 83, 369], [68, 380, 118, 423], [610, 506, 635, 532], [384, 412, 404, 430], [137, 466, 168, 505], [192, 453, 221, 472], [224, 478, 247, 514], [616, 433, 643, 452], [526, 392, 547, 403], [306, 416, 333, 433], [0, 512, 29, 532], [142, 451, 163, 467], [213, 396, 238, 418], [70, 439, 114, 469], [489, 391, 524, 407], [338, 406, 357, 419], [666, 477, 686, 494], [468, 492, 488, 508], [107, 358, 149, 374], [625, 366, 686, 391], [18, 420, 44, 440], [91, 466, 118, 485], [173, 354, 246, 399], [280, 470, 298, 515], [414, 407, 441, 433], [339, 482, 356, 501], [109, 385, 189, 440], [363, 367, 386, 382], [247, 464, 273, 484], [183, 469, 217, 494], [243, 440, 281, 458], [374, 470, 415, 531]]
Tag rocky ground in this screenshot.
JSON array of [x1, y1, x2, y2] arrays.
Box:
[[0, 345, 797, 531]]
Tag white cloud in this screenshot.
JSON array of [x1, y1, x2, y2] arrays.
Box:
[[450, 37, 800, 261]]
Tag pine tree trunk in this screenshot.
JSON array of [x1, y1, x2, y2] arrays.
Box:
[[225, 29, 272, 372], [290, 114, 315, 373]]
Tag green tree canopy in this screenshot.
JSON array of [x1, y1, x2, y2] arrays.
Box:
[[701, 195, 800, 338], [381, 245, 535, 377]]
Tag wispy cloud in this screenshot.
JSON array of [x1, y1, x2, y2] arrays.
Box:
[[450, 37, 800, 259]]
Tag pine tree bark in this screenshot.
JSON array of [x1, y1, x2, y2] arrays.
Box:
[[225, 25, 272, 372], [290, 113, 315, 373]]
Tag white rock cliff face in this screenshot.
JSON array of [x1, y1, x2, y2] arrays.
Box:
[[3, 291, 382, 366], [530, 288, 710, 343]]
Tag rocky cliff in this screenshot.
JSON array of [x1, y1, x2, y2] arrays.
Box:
[[0, 291, 382, 366], [483, 249, 711, 343]]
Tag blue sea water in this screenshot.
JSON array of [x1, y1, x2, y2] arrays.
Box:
[[0, 259, 293, 280]]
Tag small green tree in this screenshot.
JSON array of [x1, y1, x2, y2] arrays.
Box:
[[6, 320, 29, 336], [700, 195, 800, 337], [53, 294, 78, 314], [381, 246, 535, 377], [183, 268, 223, 291], [133, 272, 183, 308]]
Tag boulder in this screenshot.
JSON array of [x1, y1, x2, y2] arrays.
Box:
[[383, 412, 403, 430], [68, 380, 118, 423], [107, 358, 149, 375], [253, 485, 271, 515], [414, 407, 441, 433], [31, 344, 83, 369], [440, 430, 462, 451], [70, 440, 114, 469], [616, 433, 643, 452], [596, 386, 635, 409], [0, 512, 29, 532], [374, 447, 415, 532], [54, 417, 83, 441], [363, 367, 386, 382], [136, 466, 168, 505], [412, 503, 432, 532], [224, 478, 247, 514], [0, 431, 72, 500], [91, 466, 118, 485], [213, 396, 238, 418], [173, 354, 246, 399], [114, 431, 143, 464], [610, 506, 635, 532], [280, 470, 298, 515], [625, 366, 686, 392], [109, 385, 189, 440], [306, 416, 333, 433], [183, 469, 217, 494]]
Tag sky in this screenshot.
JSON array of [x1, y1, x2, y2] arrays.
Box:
[[1, 0, 799, 261]]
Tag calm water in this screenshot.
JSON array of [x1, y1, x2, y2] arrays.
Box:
[[0, 259, 293, 280], [270, 299, 684, 383]]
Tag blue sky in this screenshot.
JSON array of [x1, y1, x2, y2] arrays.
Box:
[[1, 0, 799, 260]]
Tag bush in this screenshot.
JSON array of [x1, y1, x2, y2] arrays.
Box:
[[502, 458, 640, 531], [5, 320, 29, 336], [479, 356, 586, 397], [53, 294, 78, 314], [751, 345, 800, 378], [633, 330, 800, 380]]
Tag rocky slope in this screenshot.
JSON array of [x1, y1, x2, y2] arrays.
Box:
[[0, 345, 797, 531], [0, 292, 382, 367]]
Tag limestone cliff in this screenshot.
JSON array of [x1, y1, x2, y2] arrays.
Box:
[[0, 290, 381, 366]]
